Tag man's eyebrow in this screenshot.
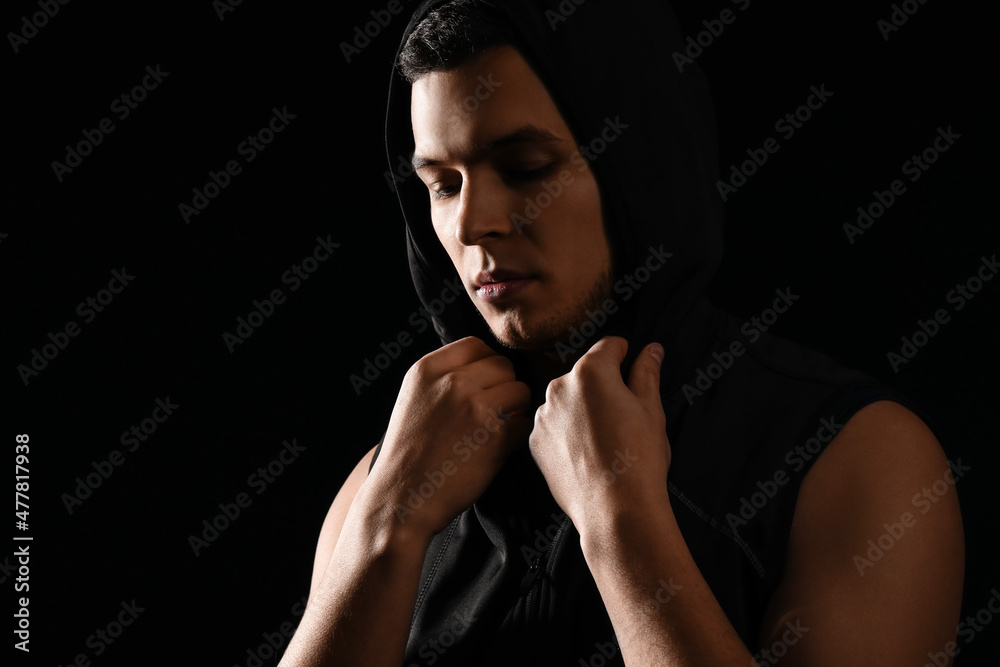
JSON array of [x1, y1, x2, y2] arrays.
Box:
[[411, 125, 566, 171]]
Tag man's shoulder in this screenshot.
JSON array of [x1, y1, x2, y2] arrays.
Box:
[[765, 398, 965, 657], [801, 399, 961, 507]]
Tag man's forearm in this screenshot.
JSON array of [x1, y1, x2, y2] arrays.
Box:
[[280, 490, 430, 667], [579, 495, 756, 666]]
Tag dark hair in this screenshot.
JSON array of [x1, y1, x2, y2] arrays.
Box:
[[396, 0, 520, 83]]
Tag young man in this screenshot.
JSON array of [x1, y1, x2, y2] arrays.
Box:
[[281, 1, 964, 665]]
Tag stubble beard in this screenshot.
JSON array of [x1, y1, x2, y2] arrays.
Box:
[[485, 266, 614, 352]]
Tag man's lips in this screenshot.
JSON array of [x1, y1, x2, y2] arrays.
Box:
[[474, 270, 535, 303], [476, 279, 534, 303]]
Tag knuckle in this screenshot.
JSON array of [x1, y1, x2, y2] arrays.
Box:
[[465, 335, 488, 353], [544, 378, 561, 402], [437, 370, 464, 396], [470, 400, 492, 425], [496, 354, 515, 375], [406, 358, 429, 384], [528, 418, 544, 443], [575, 356, 601, 378]]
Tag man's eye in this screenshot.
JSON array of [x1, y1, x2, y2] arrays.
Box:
[[430, 183, 459, 200], [506, 164, 555, 182]]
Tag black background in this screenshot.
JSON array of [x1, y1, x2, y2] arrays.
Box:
[[3, 0, 998, 665]]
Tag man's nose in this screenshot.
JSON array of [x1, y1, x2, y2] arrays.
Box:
[[453, 177, 516, 246]]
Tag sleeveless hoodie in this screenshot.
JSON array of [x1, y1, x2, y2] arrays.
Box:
[[373, 1, 932, 664]]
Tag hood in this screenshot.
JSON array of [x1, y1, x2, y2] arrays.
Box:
[[385, 0, 725, 398], [379, 6, 919, 662]]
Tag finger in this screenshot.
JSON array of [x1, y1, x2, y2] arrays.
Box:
[[577, 335, 629, 375], [480, 383, 533, 450], [420, 336, 498, 376], [481, 380, 532, 418], [627, 342, 665, 419], [460, 353, 517, 390]]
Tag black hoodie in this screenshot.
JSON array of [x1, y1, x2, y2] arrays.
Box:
[[374, 1, 929, 664]]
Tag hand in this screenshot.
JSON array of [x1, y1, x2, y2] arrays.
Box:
[[364, 337, 531, 538], [528, 336, 670, 527]]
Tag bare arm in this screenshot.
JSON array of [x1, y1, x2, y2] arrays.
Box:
[[279, 451, 433, 667], [531, 337, 755, 664], [530, 337, 964, 665], [279, 337, 531, 666], [578, 401, 964, 665], [306, 444, 379, 604]]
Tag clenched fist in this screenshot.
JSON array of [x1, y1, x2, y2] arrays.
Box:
[[529, 336, 671, 528], [365, 336, 531, 538]]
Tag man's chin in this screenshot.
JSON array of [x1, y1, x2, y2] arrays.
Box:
[[487, 321, 592, 374], [487, 317, 581, 353], [488, 325, 556, 352]]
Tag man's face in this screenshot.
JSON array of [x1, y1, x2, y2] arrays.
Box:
[[410, 45, 612, 351]]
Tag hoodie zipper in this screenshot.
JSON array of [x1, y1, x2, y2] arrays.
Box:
[[519, 515, 571, 662], [521, 556, 541, 600]]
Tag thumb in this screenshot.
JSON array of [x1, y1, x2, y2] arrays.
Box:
[[627, 342, 665, 419]]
